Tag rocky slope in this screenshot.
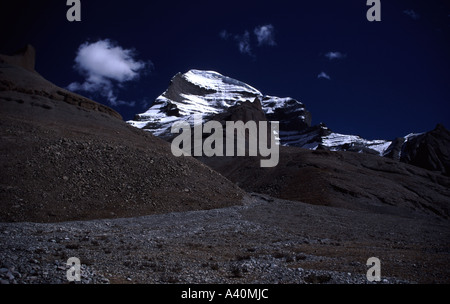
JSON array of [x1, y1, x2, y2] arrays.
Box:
[[1, 193, 449, 284], [0, 48, 245, 223], [199, 146, 450, 220], [400, 124, 450, 176]]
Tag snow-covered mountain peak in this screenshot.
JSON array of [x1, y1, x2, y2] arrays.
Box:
[[128, 69, 403, 157], [128, 69, 309, 140], [183, 70, 261, 96]]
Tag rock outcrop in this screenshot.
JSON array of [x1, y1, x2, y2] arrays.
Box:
[[0, 44, 36, 72], [0, 45, 123, 120], [399, 124, 450, 176]]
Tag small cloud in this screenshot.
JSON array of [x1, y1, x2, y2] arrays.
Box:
[[317, 72, 331, 80], [324, 51, 346, 60], [254, 24, 276, 46], [235, 31, 252, 55], [219, 29, 252, 56], [220, 30, 253, 56], [219, 30, 231, 40], [67, 39, 151, 107], [220, 24, 276, 57], [403, 9, 420, 20]]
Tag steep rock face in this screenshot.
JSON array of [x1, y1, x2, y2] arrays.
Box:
[[0, 44, 36, 72], [0, 45, 123, 120], [383, 137, 406, 160], [262, 95, 311, 132], [399, 124, 450, 176], [211, 96, 267, 124]]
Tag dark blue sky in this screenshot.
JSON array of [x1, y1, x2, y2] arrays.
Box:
[[1, 0, 449, 140]]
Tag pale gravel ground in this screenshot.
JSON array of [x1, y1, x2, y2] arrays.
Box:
[[1, 193, 448, 284]]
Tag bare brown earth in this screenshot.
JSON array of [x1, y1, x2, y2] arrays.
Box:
[[0, 48, 449, 284], [199, 147, 450, 220], [0, 53, 244, 223]]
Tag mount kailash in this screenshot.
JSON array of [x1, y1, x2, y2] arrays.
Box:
[[128, 69, 449, 176]]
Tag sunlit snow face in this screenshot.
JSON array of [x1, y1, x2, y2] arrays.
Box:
[[127, 70, 309, 144], [321, 133, 392, 155], [183, 70, 261, 94]]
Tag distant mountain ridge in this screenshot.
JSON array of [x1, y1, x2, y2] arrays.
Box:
[[128, 69, 449, 175], [127, 69, 394, 153]]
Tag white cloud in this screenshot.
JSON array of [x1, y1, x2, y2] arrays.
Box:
[[236, 31, 252, 55], [219, 29, 252, 55], [324, 51, 346, 60], [317, 72, 331, 80], [67, 39, 150, 107], [254, 24, 276, 46], [220, 24, 276, 56], [403, 9, 420, 20]]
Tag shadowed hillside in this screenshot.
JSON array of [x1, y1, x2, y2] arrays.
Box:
[[0, 47, 245, 223]]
